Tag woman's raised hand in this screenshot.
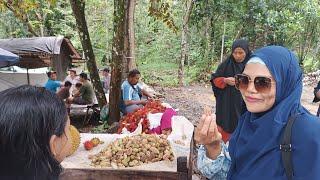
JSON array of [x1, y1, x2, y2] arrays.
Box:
[[194, 106, 223, 160], [195, 107, 222, 145], [224, 77, 235, 86]]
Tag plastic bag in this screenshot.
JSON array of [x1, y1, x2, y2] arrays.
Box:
[[100, 104, 109, 122]]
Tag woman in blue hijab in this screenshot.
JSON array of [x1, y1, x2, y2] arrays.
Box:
[[195, 46, 320, 180]]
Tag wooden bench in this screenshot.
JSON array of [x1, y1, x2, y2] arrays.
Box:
[[70, 103, 100, 125]]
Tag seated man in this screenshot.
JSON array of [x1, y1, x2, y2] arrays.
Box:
[[72, 82, 82, 97], [68, 73, 94, 105], [121, 69, 153, 114], [44, 71, 62, 93], [57, 81, 72, 100]]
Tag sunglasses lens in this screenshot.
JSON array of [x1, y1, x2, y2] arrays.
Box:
[[235, 74, 272, 93], [235, 75, 249, 90], [254, 77, 271, 92]]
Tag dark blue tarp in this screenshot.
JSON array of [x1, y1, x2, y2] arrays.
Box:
[[0, 48, 19, 68]]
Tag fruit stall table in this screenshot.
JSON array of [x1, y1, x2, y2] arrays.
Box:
[[60, 116, 194, 180]]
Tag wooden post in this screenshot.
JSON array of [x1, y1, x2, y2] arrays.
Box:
[[26, 68, 30, 85]]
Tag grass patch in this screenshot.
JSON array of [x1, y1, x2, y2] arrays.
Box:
[[138, 62, 179, 87], [303, 56, 320, 73], [138, 61, 216, 86]]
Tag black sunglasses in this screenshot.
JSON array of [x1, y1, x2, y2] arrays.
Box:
[[234, 74, 274, 93]]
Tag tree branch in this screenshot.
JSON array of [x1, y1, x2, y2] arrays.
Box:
[[4, 2, 39, 37]]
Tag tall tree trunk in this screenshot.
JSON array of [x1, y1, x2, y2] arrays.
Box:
[[122, 0, 136, 80], [178, 0, 194, 86], [109, 0, 126, 124], [69, 0, 107, 109]]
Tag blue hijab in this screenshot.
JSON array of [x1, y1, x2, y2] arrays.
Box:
[[228, 46, 320, 180]]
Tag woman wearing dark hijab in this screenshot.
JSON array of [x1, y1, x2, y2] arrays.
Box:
[[196, 46, 320, 179], [210, 39, 251, 141], [312, 81, 320, 116]]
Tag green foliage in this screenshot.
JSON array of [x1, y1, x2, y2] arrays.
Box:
[[0, 0, 77, 38], [85, 0, 113, 65], [92, 121, 110, 133], [148, 0, 179, 33], [136, 6, 176, 56], [139, 61, 179, 87], [188, 0, 320, 78], [0, 11, 29, 37], [303, 54, 320, 73]]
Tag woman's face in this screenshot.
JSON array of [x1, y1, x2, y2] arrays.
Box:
[[69, 71, 76, 77], [232, 47, 246, 63], [240, 63, 276, 113], [51, 117, 72, 162]]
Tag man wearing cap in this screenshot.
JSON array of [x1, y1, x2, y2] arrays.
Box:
[[101, 67, 111, 93], [44, 71, 62, 92]]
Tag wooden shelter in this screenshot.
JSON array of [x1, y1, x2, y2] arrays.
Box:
[[0, 36, 83, 80]]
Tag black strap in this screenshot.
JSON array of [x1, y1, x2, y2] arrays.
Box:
[[130, 84, 142, 98], [280, 115, 299, 180]]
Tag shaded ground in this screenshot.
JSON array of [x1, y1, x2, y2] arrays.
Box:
[[155, 84, 215, 125]]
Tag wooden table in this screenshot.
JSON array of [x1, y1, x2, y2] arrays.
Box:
[[60, 116, 194, 180], [60, 141, 193, 180]]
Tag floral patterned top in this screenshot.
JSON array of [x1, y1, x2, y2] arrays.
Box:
[[197, 142, 231, 180]]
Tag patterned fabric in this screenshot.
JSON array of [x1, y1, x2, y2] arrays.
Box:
[[197, 142, 231, 180]]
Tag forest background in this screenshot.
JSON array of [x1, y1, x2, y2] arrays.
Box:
[[0, 0, 319, 122]]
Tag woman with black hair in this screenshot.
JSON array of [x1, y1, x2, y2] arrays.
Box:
[[0, 85, 71, 179], [210, 39, 251, 142]]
